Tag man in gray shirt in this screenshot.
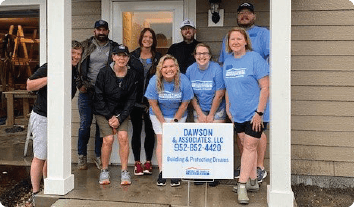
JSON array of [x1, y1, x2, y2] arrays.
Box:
[[76, 20, 119, 170]]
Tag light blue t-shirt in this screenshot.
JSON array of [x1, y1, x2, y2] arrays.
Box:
[[223, 51, 269, 123], [145, 74, 194, 118], [186, 61, 225, 112], [219, 25, 270, 63]]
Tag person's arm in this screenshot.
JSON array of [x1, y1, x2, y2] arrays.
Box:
[[191, 97, 207, 123], [172, 101, 190, 122], [218, 36, 227, 64], [117, 75, 138, 124], [225, 91, 232, 122], [93, 71, 112, 120], [206, 89, 225, 122], [251, 76, 269, 132], [148, 99, 165, 124], [26, 77, 47, 92]]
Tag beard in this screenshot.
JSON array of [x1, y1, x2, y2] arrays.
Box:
[[95, 34, 108, 42], [182, 33, 193, 41], [237, 19, 255, 28]]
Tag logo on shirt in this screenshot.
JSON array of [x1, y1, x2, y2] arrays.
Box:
[[191, 81, 213, 91], [225, 68, 246, 78], [159, 91, 182, 100]]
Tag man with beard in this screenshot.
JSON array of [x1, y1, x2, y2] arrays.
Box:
[[76, 20, 119, 170], [167, 19, 200, 74], [219, 2, 269, 62], [219, 3, 270, 184]]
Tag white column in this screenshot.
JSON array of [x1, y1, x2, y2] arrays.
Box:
[[44, 0, 74, 195], [267, 0, 294, 206]]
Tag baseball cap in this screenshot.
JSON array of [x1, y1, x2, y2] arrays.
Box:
[[237, 2, 255, 13], [112, 45, 129, 55], [94, 20, 109, 29], [180, 19, 196, 29]]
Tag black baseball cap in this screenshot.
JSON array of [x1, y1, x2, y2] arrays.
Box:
[[94, 20, 109, 29], [237, 2, 255, 13], [112, 45, 129, 55]]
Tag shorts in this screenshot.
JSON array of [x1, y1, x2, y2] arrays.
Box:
[[150, 115, 187, 134], [30, 111, 47, 160], [233, 121, 268, 139], [193, 107, 226, 121], [95, 115, 129, 137]]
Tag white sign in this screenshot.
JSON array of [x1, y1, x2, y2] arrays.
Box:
[[162, 123, 233, 179]]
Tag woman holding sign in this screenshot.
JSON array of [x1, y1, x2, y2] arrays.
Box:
[[145, 54, 194, 187], [223, 27, 269, 205]]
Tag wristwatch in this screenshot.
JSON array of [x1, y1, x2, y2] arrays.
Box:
[[173, 118, 179, 122], [255, 111, 264, 116]]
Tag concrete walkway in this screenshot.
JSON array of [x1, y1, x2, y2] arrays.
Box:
[[0, 123, 269, 207], [35, 164, 268, 207]]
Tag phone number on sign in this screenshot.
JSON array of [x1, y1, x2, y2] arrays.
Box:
[[174, 143, 222, 152]]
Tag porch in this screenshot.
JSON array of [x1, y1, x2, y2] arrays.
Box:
[[0, 123, 270, 207]]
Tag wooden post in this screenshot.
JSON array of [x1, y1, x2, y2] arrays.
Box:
[[17, 25, 32, 78], [5, 93, 14, 126]]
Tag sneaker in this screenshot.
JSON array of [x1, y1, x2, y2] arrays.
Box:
[[134, 161, 144, 176], [257, 167, 267, 183], [93, 157, 102, 170], [237, 183, 249, 204], [234, 165, 241, 179], [121, 170, 131, 185], [143, 161, 153, 175], [78, 155, 88, 170], [26, 191, 38, 207], [157, 171, 166, 186], [99, 169, 110, 185], [233, 179, 259, 192], [170, 178, 181, 187]]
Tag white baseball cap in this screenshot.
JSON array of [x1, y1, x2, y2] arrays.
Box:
[[180, 19, 196, 29]]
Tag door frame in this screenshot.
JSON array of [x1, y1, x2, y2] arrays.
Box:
[[102, 0, 196, 44], [1, 0, 46, 65]]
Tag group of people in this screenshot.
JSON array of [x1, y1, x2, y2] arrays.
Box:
[[27, 2, 269, 205]]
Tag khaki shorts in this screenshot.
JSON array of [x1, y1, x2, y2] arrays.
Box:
[[95, 115, 129, 137]]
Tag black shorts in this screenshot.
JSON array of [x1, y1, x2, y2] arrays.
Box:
[[234, 121, 268, 138]]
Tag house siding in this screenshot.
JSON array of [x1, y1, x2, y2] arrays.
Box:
[[71, 0, 354, 178], [291, 0, 354, 177]]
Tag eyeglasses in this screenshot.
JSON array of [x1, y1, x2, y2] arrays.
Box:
[[195, 52, 210, 56]]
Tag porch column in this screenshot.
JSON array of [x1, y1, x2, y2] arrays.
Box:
[[44, 0, 74, 195], [267, 0, 294, 206]]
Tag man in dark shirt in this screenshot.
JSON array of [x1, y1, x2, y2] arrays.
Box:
[[167, 19, 200, 74], [76, 20, 119, 170], [26, 41, 82, 206]]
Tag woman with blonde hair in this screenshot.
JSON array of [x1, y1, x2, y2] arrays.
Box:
[[144, 54, 193, 187]]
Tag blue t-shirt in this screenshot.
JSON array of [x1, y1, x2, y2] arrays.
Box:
[[219, 26, 270, 63], [223, 51, 269, 123], [186, 61, 225, 112], [145, 74, 194, 118]]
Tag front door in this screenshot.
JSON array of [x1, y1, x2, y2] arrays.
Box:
[[108, 0, 195, 164], [112, 1, 184, 55]]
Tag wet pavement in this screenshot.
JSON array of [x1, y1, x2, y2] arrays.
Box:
[[0, 121, 269, 207], [37, 164, 268, 207]]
